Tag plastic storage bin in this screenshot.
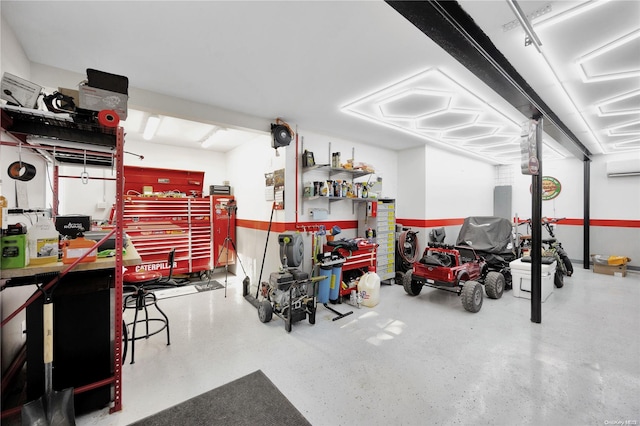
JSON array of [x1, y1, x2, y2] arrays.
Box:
[[510, 258, 556, 302]]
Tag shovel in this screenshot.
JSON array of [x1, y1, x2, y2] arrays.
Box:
[[22, 291, 75, 426]]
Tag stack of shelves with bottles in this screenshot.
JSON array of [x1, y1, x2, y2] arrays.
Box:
[[301, 143, 378, 214]]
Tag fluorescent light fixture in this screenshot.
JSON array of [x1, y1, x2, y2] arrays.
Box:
[[201, 126, 226, 148], [506, 0, 543, 52], [143, 115, 161, 140]]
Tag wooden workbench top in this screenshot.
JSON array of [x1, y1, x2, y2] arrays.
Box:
[[0, 244, 141, 279]]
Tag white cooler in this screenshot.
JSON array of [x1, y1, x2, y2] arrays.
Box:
[[510, 258, 556, 302]]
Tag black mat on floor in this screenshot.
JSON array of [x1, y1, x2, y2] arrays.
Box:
[[130, 370, 310, 426], [193, 280, 224, 292]]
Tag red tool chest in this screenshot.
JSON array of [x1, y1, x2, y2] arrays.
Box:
[[120, 166, 236, 276], [122, 196, 214, 276], [323, 239, 377, 297]]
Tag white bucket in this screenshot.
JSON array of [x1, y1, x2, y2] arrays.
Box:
[[358, 272, 380, 307]]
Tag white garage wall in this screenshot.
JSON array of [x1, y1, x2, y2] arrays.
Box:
[[56, 138, 229, 221], [512, 153, 640, 269], [589, 154, 640, 269], [1, 20, 37, 374], [298, 129, 399, 202], [397, 144, 496, 249], [226, 128, 399, 281], [425, 145, 495, 219], [397, 146, 426, 223]]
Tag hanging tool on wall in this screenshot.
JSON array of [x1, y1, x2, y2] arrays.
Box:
[[80, 151, 89, 184], [7, 142, 37, 182]]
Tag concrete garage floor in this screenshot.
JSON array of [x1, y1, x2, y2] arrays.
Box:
[[79, 266, 640, 426]]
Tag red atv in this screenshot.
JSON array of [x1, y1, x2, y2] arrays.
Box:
[[403, 217, 514, 313]]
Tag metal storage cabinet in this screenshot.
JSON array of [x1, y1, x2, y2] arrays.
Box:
[[357, 198, 396, 283]]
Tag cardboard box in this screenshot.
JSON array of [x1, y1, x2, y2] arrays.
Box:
[[593, 263, 627, 277], [78, 84, 128, 120]]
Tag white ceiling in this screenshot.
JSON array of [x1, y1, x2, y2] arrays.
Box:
[[1, 1, 638, 163]]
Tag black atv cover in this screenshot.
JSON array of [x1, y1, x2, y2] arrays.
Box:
[[456, 217, 515, 259]]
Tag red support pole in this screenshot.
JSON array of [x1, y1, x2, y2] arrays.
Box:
[[111, 126, 125, 413]]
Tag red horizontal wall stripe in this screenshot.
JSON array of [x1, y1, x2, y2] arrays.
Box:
[[397, 218, 640, 229], [527, 218, 640, 228], [236, 219, 358, 233], [586, 219, 640, 228], [395, 218, 466, 228], [237, 217, 640, 232]]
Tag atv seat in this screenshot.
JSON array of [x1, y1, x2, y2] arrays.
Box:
[[420, 252, 454, 267], [429, 227, 446, 243]]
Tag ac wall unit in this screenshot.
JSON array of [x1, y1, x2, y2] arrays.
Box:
[[606, 158, 640, 177]]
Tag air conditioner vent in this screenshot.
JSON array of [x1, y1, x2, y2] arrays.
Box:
[[606, 158, 640, 177]]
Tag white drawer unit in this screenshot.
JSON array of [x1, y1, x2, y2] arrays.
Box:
[[357, 198, 396, 283]]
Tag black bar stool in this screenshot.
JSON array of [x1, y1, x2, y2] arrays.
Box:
[[122, 270, 170, 364]]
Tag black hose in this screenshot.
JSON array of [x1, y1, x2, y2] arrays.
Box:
[[398, 230, 419, 264], [256, 202, 276, 299]]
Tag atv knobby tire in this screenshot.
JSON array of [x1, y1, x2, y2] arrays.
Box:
[[461, 280, 483, 313], [403, 272, 422, 296], [484, 271, 505, 299]]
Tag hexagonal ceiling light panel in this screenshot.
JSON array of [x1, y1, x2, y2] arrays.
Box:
[[416, 109, 479, 132], [341, 67, 525, 164], [378, 89, 451, 118]]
